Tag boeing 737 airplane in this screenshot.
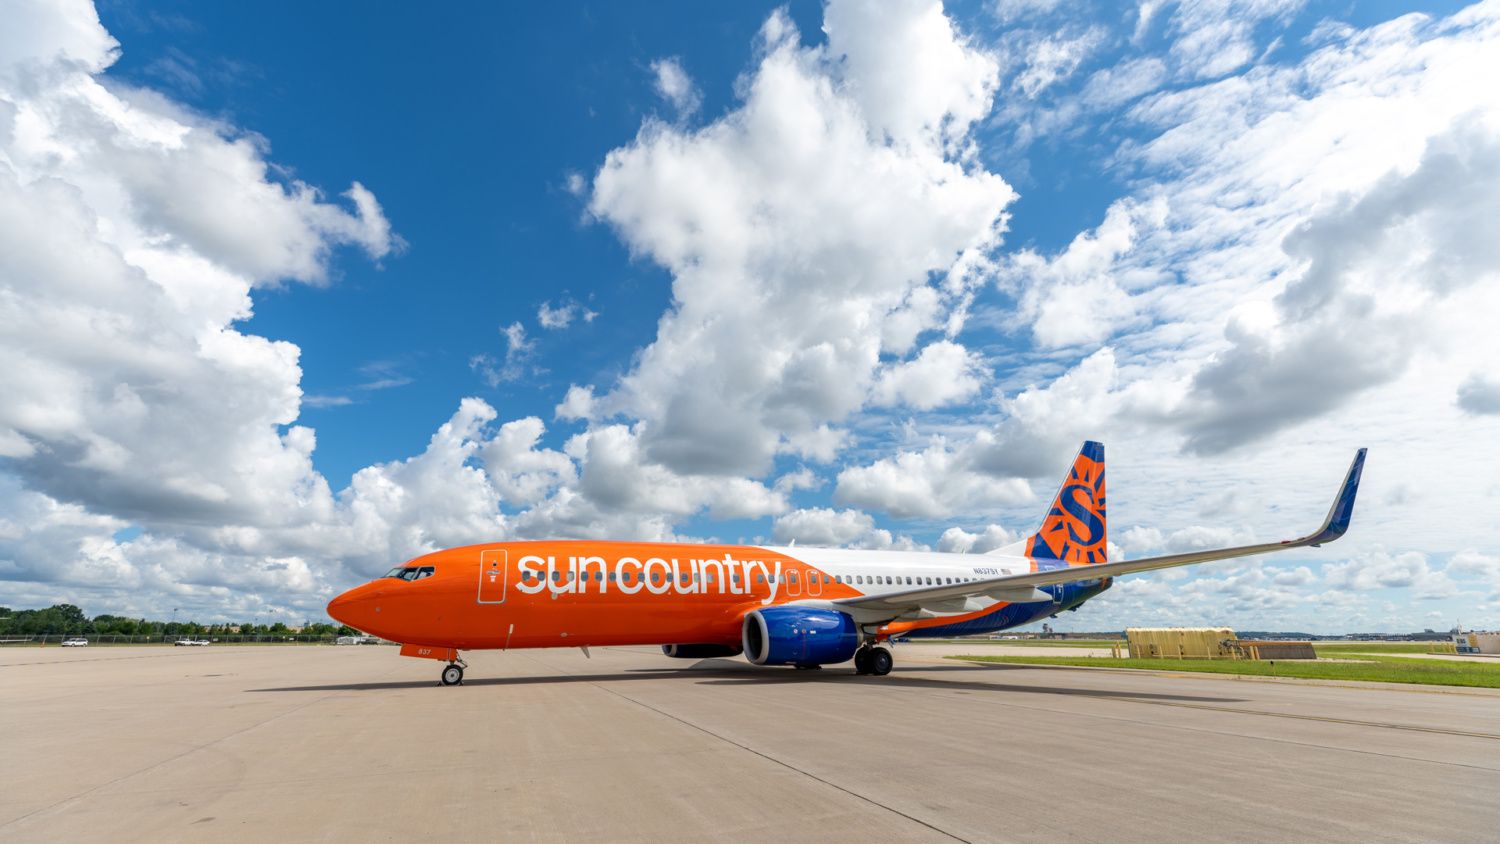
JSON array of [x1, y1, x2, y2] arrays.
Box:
[[327, 443, 1366, 685]]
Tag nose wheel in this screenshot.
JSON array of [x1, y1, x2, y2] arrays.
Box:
[[854, 646, 893, 676], [440, 660, 466, 686]]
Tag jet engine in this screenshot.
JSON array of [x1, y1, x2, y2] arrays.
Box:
[[661, 643, 743, 658], [742, 606, 859, 666]]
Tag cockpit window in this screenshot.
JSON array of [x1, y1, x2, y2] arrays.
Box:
[[383, 565, 435, 581]]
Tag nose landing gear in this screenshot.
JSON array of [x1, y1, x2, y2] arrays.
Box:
[[440, 659, 467, 686], [853, 645, 892, 676]]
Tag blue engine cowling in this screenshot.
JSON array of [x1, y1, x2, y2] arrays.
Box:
[[742, 606, 860, 666]]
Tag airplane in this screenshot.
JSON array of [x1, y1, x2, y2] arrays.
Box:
[[327, 442, 1366, 685]]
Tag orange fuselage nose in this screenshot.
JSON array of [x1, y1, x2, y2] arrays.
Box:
[[327, 581, 394, 639]]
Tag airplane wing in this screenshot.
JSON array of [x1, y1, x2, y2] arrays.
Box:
[[833, 448, 1366, 616]]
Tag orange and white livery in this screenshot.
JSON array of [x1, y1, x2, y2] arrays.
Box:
[[328, 442, 1366, 684]]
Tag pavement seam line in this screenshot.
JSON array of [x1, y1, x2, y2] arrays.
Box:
[[522, 651, 972, 843], [933, 684, 1500, 774], [930, 655, 1500, 698], [935, 660, 1500, 740]]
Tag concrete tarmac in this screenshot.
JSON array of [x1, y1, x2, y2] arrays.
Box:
[[3, 643, 1498, 843]]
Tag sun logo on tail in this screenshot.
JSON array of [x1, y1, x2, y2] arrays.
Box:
[[1025, 444, 1108, 566]]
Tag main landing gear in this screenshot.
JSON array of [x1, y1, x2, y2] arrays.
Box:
[[440, 659, 467, 686], [853, 645, 893, 676]]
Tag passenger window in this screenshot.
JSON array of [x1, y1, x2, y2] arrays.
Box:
[[551, 571, 561, 582], [756, 573, 765, 584], [651, 572, 661, 584], [608, 572, 617, 582]]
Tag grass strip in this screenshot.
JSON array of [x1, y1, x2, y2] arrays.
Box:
[[946, 653, 1500, 689]]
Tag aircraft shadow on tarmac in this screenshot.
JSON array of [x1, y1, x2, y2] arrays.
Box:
[[250, 659, 1244, 703]]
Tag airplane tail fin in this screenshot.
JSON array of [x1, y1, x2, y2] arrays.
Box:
[[1022, 441, 1108, 567]]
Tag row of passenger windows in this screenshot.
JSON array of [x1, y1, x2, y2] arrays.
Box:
[[514, 569, 975, 587], [837, 574, 976, 586]]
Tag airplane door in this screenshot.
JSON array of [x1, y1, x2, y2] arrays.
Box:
[[806, 569, 823, 596], [786, 568, 802, 597], [477, 549, 508, 604]]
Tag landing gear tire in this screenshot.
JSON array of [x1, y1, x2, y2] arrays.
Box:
[[441, 663, 464, 686], [868, 647, 893, 676], [854, 648, 872, 675], [794, 663, 822, 670]]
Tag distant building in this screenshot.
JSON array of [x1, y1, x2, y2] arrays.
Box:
[[1452, 631, 1500, 655]]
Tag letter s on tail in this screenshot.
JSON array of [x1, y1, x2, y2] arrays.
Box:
[[1025, 441, 1107, 567]]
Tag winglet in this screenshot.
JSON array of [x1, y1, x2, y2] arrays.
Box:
[[1309, 448, 1366, 546]]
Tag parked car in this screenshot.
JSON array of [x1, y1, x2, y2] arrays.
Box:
[[61, 638, 89, 647]]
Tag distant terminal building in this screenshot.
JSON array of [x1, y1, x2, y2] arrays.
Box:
[[1126, 628, 1316, 660], [1452, 631, 1500, 655]]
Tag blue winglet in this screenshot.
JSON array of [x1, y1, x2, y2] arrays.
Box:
[[1310, 448, 1366, 546]]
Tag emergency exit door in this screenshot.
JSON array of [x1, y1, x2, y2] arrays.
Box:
[[477, 549, 508, 604]]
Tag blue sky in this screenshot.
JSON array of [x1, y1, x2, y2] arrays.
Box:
[[3, 0, 1500, 632]]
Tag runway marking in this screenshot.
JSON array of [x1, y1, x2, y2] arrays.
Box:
[[520, 651, 971, 843]]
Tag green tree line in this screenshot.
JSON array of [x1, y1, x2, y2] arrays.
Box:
[[0, 603, 358, 638]]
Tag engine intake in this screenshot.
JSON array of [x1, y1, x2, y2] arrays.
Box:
[[661, 643, 743, 659], [742, 606, 859, 666]]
